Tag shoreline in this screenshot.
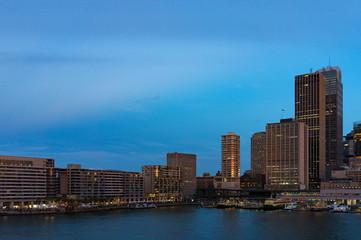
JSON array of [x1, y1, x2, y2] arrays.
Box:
[[0, 202, 200, 216]]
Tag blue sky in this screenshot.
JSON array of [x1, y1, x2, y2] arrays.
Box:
[[1, 0, 361, 175]]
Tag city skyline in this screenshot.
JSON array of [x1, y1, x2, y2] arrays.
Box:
[[1, 1, 361, 176]]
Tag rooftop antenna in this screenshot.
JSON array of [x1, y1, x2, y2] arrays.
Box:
[[281, 109, 285, 119], [328, 56, 331, 67], [310, 68, 313, 73]]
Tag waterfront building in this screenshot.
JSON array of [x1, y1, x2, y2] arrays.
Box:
[[142, 165, 182, 201], [0, 165, 48, 208], [251, 132, 266, 177], [321, 180, 361, 202], [0, 155, 54, 168], [265, 119, 309, 191], [167, 152, 196, 199], [317, 66, 343, 178], [0, 155, 55, 208], [221, 132, 240, 188], [295, 71, 326, 188], [59, 164, 144, 202]]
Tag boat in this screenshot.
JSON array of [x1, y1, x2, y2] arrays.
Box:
[[310, 202, 329, 212], [263, 199, 289, 211], [348, 204, 361, 213], [201, 202, 216, 208], [333, 204, 350, 213], [284, 202, 297, 210], [241, 201, 263, 210], [216, 200, 236, 208]]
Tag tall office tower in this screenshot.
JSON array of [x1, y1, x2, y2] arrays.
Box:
[[167, 152, 196, 199], [221, 132, 240, 181], [265, 119, 309, 191], [353, 121, 361, 157], [317, 66, 343, 178], [251, 132, 266, 177], [295, 72, 326, 189]]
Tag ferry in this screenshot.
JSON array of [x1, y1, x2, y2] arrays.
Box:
[[263, 199, 289, 211], [216, 200, 236, 209]]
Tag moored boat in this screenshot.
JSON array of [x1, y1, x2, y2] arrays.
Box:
[[216, 200, 236, 208]]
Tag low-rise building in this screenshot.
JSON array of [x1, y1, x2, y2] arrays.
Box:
[[321, 180, 361, 202], [59, 164, 144, 202]]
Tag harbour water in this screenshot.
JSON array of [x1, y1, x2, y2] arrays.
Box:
[[1, 206, 360, 240]]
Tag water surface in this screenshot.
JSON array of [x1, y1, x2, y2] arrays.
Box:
[[0, 207, 359, 239]]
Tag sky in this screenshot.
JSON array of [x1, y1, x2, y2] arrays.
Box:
[[1, 0, 361, 175]]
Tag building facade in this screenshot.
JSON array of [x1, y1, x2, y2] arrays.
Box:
[[142, 165, 182, 201], [265, 119, 309, 191], [0, 155, 54, 168], [59, 164, 144, 201], [295, 72, 326, 188], [251, 131, 266, 177], [167, 152, 196, 199], [221, 132, 240, 181], [353, 121, 361, 157], [0, 155, 55, 208], [317, 66, 343, 178]]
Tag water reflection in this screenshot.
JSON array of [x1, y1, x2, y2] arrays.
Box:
[[0, 207, 359, 240]]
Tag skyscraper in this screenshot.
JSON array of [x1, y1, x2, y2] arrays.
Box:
[[221, 132, 240, 181], [265, 119, 309, 190], [251, 132, 266, 177], [317, 66, 343, 178], [295, 72, 326, 189], [167, 152, 196, 199]]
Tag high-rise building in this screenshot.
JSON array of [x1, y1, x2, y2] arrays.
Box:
[[353, 121, 361, 157], [265, 119, 309, 191], [167, 152, 196, 199], [317, 66, 343, 178], [251, 132, 266, 177], [221, 132, 240, 180], [295, 72, 326, 189]]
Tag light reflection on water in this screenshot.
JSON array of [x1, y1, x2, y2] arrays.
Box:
[[0, 207, 359, 240]]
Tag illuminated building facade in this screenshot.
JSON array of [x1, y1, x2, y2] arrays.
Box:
[[59, 164, 144, 201], [0, 155, 54, 168], [251, 131, 266, 177], [317, 66, 343, 178], [0, 156, 145, 208], [167, 152, 196, 199], [353, 121, 361, 157], [295, 72, 326, 189], [0, 155, 54, 208], [221, 132, 240, 180], [265, 119, 309, 191], [142, 165, 182, 201]]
